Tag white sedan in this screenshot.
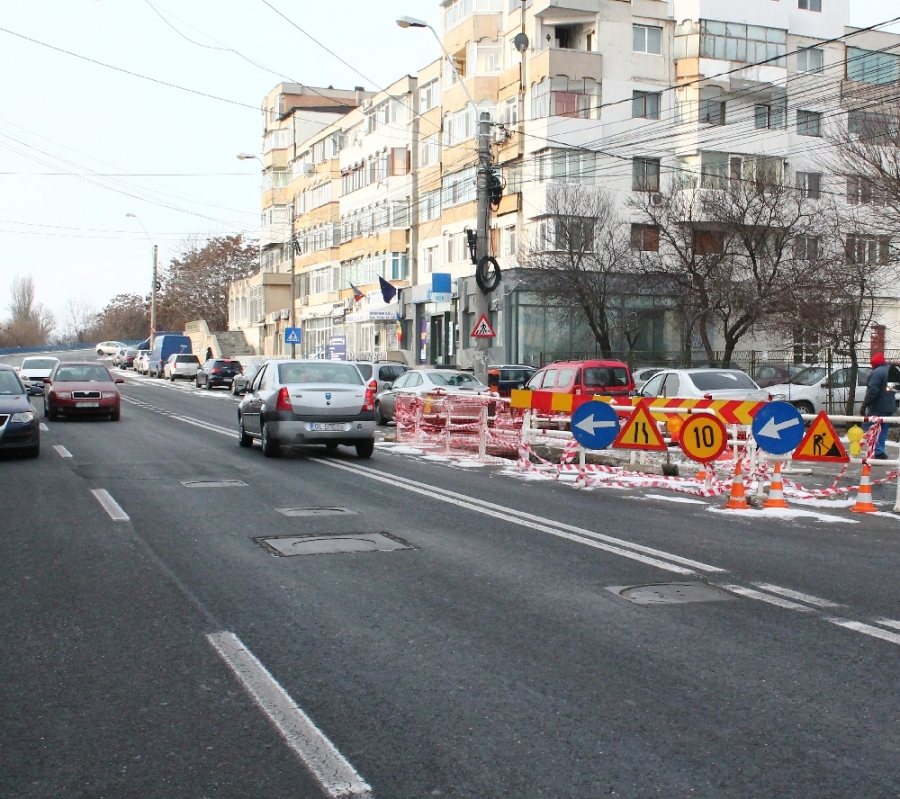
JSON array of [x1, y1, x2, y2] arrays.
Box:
[[95, 340, 124, 356], [638, 368, 769, 402]]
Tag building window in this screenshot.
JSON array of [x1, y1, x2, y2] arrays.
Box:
[[443, 166, 477, 208], [502, 96, 519, 126], [446, 231, 469, 263], [797, 109, 821, 137], [848, 110, 895, 143], [537, 216, 595, 252], [847, 176, 885, 206], [421, 188, 442, 221], [797, 172, 821, 199], [846, 235, 890, 265], [537, 149, 597, 184], [444, 108, 472, 147], [501, 225, 518, 257], [467, 41, 503, 74], [632, 91, 661, 119], [419, 79, 440, 113], [421, 134, 440, 168], [798, 0, 822, 11], [633, 24, 662, 55], [422, 246, 438, 274], [685, 20, 787, 66], [795, 235, 819, 261], [632, 157, 660, 192], [694, 230, 724, 256], [631, 224, 659, 252], [700, 98, 726, 125], [754, 100, 786, 129], [846, 47, 900, 86], [530, 77, 600, 120], [797, 47, 824, 73]]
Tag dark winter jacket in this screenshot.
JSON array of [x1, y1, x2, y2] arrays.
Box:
[[862, 364, 897, 417]]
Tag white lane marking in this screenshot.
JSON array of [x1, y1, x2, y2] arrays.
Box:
[[313, 458, 701, 575], [52, 445, 73, 458], [872, 618, 900, 631], [90, 489, 130, 522], [825, 618, 900, 646], [206, 632, 372, 799], [716, 584, 815, 612], [751, 582, 842, 608], [39, 423, 49, 432]]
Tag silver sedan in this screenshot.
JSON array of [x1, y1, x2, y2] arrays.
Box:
[[374, 369, 490, 424]]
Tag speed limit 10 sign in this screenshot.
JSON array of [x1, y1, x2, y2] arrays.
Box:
[[679, 414, 728, 463]]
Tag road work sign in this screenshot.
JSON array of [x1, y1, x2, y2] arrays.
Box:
[[613, 400, 667, 451], [679, 414, 728, 462], [793, 411, 848, 462], [570, 399, 619, 450], [751, 401, 804, 455]]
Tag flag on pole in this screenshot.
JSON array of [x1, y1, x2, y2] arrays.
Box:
[[378, 275, 397, 304], [349, 282, 364, 301]]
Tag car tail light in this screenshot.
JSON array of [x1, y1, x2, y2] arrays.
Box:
[[276, 386, 292, 411], [363, 385, 375, 412], [211, 368, 221, 374]]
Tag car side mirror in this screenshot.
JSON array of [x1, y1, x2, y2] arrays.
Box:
[[115, 378, 125, 385], [629, 389, 639, 397], [383, 382, 393, 391], [43, 377, 51, 384]]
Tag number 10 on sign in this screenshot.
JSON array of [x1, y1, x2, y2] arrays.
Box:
[[679, 414, 728, 463]]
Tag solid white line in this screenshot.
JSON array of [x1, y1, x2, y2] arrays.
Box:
[[52, 444, 73, 458], [826, 618, 900, 646], [313, 458, 701, 575], [717, 584, 815, 612], [206, 631, 372, 798], [90, 489, 130, 522], [751, 582, 841, 608], [872, 618, 900, 631]]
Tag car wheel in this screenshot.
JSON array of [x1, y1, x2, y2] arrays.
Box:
[[793, 401, 815, 415], [195, 378, 201, 388], [375, 401, 387, 426], [238, 418, 253, 448], [24, 443, 40, 459], [231, 382, 238, 396], [355, 439, 375, 459], [168, 372, 174, 381], [110, 406, 120, 421], [97, 349, 103, 355], [45, 401, 57, 421], [260, 422, 280, 458]]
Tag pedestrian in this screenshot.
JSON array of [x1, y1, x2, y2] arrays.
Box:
[[861, 351, 896, 460], [205, 346, 213, 362]]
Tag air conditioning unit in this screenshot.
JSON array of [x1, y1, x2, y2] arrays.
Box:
[[280, 308, 290, 320], [650, 192, 663, 206], [302, 164, 316, 176], [344, 298, 354, 309]]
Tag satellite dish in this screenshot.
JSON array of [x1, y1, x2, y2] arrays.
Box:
[[513, 32, 529, 53]]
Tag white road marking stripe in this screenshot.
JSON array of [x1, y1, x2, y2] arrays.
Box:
[[206, 632, 372, 798], [826, 618, 900, 646], [751, 582, 841, 608], [52, 445, 72, 458], [716, 584, 815, 612], [90, 489, 130, 522], [872, 618, 900, 631], [313, 458, 698, 575], [39, 423, 49, 431]]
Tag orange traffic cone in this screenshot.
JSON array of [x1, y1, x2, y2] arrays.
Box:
[[695, 466, 707, 482], [724, 461, 749, 509], [851, 462, 878, 513], [763, 461, 789, 509]]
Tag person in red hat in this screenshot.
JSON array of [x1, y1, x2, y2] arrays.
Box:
[[861, 351, 896, 459]]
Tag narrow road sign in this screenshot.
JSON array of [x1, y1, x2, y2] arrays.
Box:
[[752, 401, 804, 455], [613, 400, 667, 451], [570, 400, 620, 450]]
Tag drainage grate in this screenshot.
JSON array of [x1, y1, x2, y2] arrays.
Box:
[[275, 507, 357, 518], [606, 582, 734, 606], [180, 479, 248, 488], [256, 532, 412, 557]]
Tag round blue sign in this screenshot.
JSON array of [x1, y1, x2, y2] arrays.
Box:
[[570, 400, 620, 450], [751, 401, 805, 455]]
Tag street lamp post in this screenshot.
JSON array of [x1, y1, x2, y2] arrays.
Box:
[[125, 213, 158, 352]]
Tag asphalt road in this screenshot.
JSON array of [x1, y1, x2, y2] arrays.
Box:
[[4, 348, 900, 798]]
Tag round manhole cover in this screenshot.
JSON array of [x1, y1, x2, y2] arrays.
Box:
[[610, 582, 733, 606]]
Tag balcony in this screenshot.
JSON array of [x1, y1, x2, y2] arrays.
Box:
[[529, 47, 602, 84]]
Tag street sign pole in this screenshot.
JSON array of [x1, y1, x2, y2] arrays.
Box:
[[474, 111, 492, 385]]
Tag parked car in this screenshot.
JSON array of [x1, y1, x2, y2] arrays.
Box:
[[638, 368, 769, 402], [148, 334, 192, 378], [237, 359, 376, 458], [349, 361, 409, 395], [164, 353, 201, 381], [112, 347, 130, 368], [231, 362, 262, 396], [0, 365, 39, 457], [750, 362, 805, 389], [95, 340, 124, 356], [633, 366, 667, 391], [524, 359, 634, 400], [196, 358, 243, 389], [374, 369, 490, 425], [134, 350, 151, 374], [43, 362, 124, 421], [15, 356, 60, 396], [767, 365, 873, 415], [486, 364, 536, 397], [121, 348, 139, 369]]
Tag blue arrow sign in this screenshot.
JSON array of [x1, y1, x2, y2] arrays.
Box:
[[751, 401, 804, 455], [284, 327, 302, 345], [570, 400, 620, 451]]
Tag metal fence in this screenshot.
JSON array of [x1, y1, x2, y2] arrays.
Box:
[[0, 341, 142, 357]]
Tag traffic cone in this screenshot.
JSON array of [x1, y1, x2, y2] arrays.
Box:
[[695, 466, 707, 482], [763, 461, 789, 509], [851, 463, 878, 513], [724, 461, 749, 509]]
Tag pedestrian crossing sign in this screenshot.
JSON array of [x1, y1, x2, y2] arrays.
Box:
[[613, 400, 667, 451], [284, 327, 302, 345], [470, 314, 496, 338], [793, 411, 848, 462]]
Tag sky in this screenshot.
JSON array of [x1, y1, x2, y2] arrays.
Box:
[[0, 0, 896, 331]]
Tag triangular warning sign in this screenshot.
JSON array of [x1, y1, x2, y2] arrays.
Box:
[[613, 399, 667, 451], [793, 411, 848, 462], [470, 314, 496, 338]]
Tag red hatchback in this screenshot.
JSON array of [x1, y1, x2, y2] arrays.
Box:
[[524, 359, 634, 399], [43, 362, 124, 421]]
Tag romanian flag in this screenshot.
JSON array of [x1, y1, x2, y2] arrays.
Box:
[[349, 282, 364, 301]]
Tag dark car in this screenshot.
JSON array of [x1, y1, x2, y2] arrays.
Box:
[[231, 362, 262, 396], [196, 359, 243, 390], [0, 365, 39, 457], [751, 362, 805, 388], [486, 364, 535, 397], [121, 348, 139, 369], [43, 362, 124, 421]]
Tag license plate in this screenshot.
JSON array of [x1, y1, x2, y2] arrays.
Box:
[[312, 423, 343, 431], [76, 402, 99, 408]]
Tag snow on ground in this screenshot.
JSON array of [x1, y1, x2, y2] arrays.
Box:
[[632, 493, 708, 505], [707, 506, 857, 524]]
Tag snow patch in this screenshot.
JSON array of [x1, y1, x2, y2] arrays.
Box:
[[707, 506, 857, 524]]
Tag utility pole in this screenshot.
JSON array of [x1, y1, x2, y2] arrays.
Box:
[[150, 244, 158, 352], [288, 202, 296, 359], [474, 111, 493, 385]]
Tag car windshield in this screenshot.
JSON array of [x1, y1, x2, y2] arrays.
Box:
[[0, 372, 24, 395], [689, 371, 758, 390], [278, 362, 363, 385], [427, 372, 482, 387], [54, 366, 112, 383], [786, 366, 827, 386], [584, 367, 630, 387], [21, 358, 57, 370]]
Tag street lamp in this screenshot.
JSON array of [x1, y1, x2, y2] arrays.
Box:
[[125, 213, 158, 352], [239, 152, 297, 358]]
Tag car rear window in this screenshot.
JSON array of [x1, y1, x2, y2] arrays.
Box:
[[21, 359, 58, 370], [689, 371, 758, 390], [279, 362, 363, 385], [584, 367, 629, 387], [0, 371, 24, 394], [176, 355, 200, 363]]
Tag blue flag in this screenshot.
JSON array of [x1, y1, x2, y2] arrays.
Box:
[[378, 275, 397, 304]]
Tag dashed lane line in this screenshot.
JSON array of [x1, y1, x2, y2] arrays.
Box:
[[39, 423, 49, 432], [825, 618, 900, 646], [716, 584, 816, 612], [90, 489, 130, 522], [52, 444, 72, 458], [750, 582, 842, 608]]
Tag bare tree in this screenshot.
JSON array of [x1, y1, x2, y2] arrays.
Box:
[[59, 298, 97, 344], [89, 294, 149, 342], [521, 183, 634, 358], [0, 275, 55, 347]]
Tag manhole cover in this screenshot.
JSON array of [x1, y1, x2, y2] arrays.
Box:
[[256, 532, 412, 557], [275, 507, 357, 518], [606, 582, 733, 606], [180, 479, 248, 488]]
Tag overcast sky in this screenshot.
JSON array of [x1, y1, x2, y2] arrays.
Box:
[[0, 0, 896, 328]]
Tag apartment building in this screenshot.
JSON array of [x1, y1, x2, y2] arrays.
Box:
[[231, 1, 900, 364]]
